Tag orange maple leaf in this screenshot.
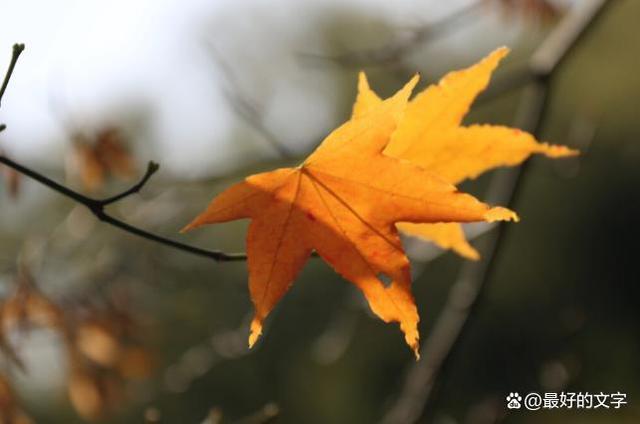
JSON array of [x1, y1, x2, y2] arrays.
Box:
[[353, 47, 577, 260], [183, 75, 517, 355]]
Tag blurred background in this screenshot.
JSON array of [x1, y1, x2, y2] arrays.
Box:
[[0, 0, 639, 422]]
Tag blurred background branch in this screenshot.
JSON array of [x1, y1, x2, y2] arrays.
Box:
[[382, 1, 613, 423], [298, 1, 487, 68]]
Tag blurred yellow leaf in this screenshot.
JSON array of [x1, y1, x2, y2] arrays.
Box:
[[76, 321, 122, 368], [70, 127, 136, 193], [68, 369, 105, 421]]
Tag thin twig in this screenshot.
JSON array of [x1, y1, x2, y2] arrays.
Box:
[[100, 161, 160, 206], [0, 44, 24, 107], [0, 44, 25, 135], [381, 1, 613, 423]]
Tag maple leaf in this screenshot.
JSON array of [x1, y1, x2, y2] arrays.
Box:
[[184, 75, 517, 355], [353, 47, 577, 260]]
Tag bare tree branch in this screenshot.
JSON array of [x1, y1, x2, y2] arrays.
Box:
[[0, 154, 247, 261], [0, 47, 247, 262]]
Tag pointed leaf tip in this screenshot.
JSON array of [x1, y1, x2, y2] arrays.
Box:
[[492, 46, 511, 59], [248, 317, 263, 348], [405, 73, 420, 93], [393, 74, 420, 103], [539, 143, 580, 158], [484, 206, 519, 223], [358, 71, 369, 90], [409, 338, 420, 360], [459, 244, 481, 261], [180, 220, 197, 233]]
